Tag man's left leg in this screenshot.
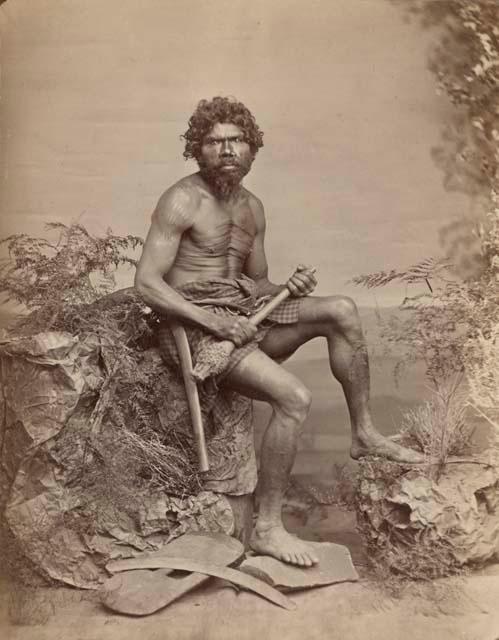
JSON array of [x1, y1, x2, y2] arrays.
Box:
[[259, 295, 424, 463]]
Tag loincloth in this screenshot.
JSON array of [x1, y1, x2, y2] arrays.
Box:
[[158, 275, 300, 379], [156, 276, 301, 496]]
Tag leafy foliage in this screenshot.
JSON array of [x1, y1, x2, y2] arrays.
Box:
[[0, 222, 204, 498], [352, 1, 499, 476], [399, 374, 474, 477], [351, 257, 449, 293], [465, 320, 499, 442], [89, 347, 202, 497], [392, 0, 499, 197], [0, 222, 143, 334], [353, 213, 497, 388]]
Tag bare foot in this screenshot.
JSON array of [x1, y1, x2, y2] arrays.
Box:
[[351, 432, 424, 464], [250, 525, 319, 567]]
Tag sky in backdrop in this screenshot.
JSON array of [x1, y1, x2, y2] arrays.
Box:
[[0, 0, 470, 307]]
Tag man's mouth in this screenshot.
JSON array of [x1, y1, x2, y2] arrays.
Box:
[[218, 164, 241, 173]]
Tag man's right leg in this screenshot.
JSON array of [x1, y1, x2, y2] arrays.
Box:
[[222, 349, 319, 567]]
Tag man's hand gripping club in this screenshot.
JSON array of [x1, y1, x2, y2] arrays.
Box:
[[208, 265, 318, 349]]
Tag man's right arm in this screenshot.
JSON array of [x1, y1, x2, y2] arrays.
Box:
[[134, 186, 220, 332]]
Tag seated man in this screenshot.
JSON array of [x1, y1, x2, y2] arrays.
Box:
[[135, 96, 423, 568]]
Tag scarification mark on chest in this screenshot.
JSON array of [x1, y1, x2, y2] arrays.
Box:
[[175, 220, 254, 269], [196, 221, 253, 255]]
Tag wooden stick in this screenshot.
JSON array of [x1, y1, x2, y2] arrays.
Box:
[[251, 268, 316, 325], [170, 321, 210, 472], [250, 287, 291, 325]]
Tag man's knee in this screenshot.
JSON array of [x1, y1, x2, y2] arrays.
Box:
[[273, 380, 312, 425], [322, 296, 360, 332]]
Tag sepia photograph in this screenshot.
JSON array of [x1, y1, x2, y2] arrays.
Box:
[[0, 1, 498, 638]]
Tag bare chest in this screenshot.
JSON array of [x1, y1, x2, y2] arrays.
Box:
[[187, 200, 257, 257]]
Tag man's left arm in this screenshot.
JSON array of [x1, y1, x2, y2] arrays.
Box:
[[244, 197, 317, 298]]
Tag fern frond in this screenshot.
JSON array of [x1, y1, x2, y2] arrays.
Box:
[[350, 257, 452, 290]]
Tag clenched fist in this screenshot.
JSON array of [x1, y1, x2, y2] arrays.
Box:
[[211, 315, 258, 347], [286, 264, 317, 297]]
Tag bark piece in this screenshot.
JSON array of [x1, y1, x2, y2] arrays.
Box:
[[239, 542, 359, 590], [101, 533, 244, 616], [102, 570, 208, 616]]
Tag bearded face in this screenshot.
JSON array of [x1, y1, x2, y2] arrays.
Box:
[[197, 122, 255, 200]]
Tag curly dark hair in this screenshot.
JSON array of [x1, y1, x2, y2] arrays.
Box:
[[182, 96, 264, 161]]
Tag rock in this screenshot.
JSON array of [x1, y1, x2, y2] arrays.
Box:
[[0, 331, 255, 588], [356, 457, 499, 576], [239, 542, 359, 590]]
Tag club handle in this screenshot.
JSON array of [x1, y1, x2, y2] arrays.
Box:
[[170, 322, 210, 472], [250, 288, 291, 326], [250, 267, 316, 326]]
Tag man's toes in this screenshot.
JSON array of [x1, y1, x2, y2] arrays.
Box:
[[297, 554, 308, 567], [304, 553, 318, 567], [296, 553, 310, 567], [296, 554, 307, 567], [282, 553, 292, 563]]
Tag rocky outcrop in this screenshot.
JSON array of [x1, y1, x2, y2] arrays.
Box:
[[0, 331, 253, 588], [356, 457, 499, 577]]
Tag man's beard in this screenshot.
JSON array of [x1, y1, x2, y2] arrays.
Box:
[[198, 159, 252, 201]]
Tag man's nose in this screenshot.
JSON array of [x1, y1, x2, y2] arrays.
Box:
[[220, 139, 235, 156]]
